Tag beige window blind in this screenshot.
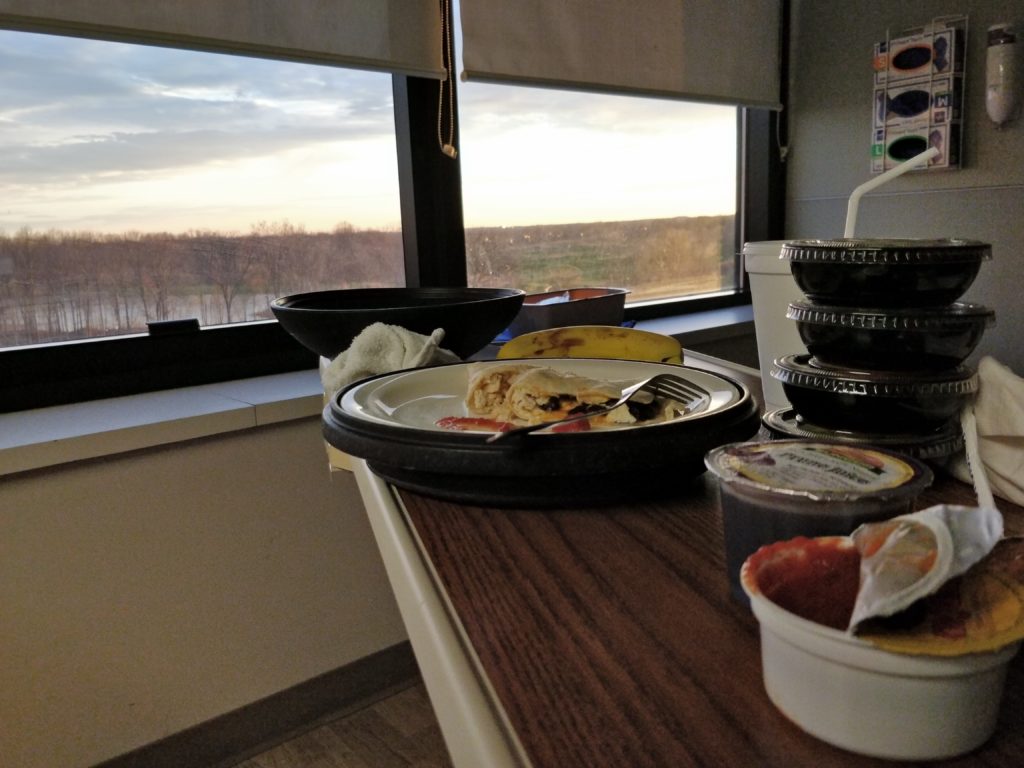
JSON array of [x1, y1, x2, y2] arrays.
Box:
[[0, 0, 445, 79], [459, 0, 782, 109]]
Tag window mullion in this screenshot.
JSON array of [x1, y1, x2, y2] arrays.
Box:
[[392, 74, 467, 288]]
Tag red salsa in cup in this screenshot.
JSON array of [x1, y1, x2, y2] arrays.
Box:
[[747, 537, 862, 630]]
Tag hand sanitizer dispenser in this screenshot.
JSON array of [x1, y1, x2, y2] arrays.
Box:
[[987, 23, 1019, 126]]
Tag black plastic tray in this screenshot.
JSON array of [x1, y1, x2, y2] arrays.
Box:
[[323, 360, 760, 507]]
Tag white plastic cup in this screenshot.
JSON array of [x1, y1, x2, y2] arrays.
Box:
[[743, 241, 808, 410], [742, 545, 1019, 760]]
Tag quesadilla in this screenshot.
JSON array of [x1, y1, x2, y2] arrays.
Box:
[[465, 363, 532, 422], [464, 363, 668, 427]]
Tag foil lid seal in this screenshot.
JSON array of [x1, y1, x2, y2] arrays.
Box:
[[781, 238, 992, 265], [772, 354, 979, 397], [786, 301, 996, 331], [851, 513, 1024, 657], [849, 505, 1004, 631], [704, 439, 933, 502]]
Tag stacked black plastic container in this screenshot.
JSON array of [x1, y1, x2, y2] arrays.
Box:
[[762, 238, 994, 461]]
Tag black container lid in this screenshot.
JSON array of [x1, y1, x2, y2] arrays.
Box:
[[771, 354, 979, 397], [761, 407, 964, 460], [786, 301, 996, 331], [781, 238, 992, 264]]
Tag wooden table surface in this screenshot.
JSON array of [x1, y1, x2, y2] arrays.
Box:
[[385, 355, 1024, 767]]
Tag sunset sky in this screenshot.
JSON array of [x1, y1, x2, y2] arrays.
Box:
[[0, 28, 736, 236]]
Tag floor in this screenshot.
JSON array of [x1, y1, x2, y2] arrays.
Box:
[[234, 681, 453, 768]]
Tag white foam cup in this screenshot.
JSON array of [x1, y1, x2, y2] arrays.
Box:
[[742, 241, 808, 410]]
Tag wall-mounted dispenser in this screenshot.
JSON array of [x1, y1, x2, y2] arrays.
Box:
[[871, 16, 966, 172], [986, 23, 1018, 126]]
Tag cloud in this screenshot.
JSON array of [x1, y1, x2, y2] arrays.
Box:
[[0, 30, 394, 187], [0, 27, 736, 234]]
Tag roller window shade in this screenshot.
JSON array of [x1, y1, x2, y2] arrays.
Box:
[[459, 0, 782, 109], [0, 0, 445, 79]]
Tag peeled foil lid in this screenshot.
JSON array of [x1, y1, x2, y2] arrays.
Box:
[[850, 505, 1003, 627], [781, 238, 992, 264], [772, 354, 979, 397], [858, 536, 1024, 656], [786, 301, 996, 331]]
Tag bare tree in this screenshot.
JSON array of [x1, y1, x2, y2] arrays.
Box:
[[186, 230, 259, 323], [117, 232, 182, 323], [250, 220, 309, 299]]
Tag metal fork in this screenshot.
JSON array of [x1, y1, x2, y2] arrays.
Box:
[[486, 372, 711, 442]]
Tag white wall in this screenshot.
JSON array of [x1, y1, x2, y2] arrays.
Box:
[[0, 418, 406, 768], [787, 0, 1024, 374]]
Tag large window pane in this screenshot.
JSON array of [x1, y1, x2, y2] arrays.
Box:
[[0, 31, 402, 349], [458, 82, 737, 303]]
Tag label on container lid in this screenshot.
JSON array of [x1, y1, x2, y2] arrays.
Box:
[[706, 441, 929, 500]]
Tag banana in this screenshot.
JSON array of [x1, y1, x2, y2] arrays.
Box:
[[497, 325, 683, 364]]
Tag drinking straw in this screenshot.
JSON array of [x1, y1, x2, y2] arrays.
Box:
[[844, 146, 940, 238]]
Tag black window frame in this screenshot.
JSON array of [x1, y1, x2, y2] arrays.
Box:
[[0, 56, 785, 414]]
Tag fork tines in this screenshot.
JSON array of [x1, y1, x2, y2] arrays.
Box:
[[643, 375, 710, 405]]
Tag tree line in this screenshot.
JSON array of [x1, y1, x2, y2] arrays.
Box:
[[0, 214, 733, 347], [0, 222, 402, 346]]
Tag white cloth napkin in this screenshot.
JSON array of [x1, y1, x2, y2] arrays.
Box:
[[320, 322, 460, 397], [950, 356, 1024, 507]]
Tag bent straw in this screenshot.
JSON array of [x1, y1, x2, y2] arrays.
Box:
[[844, 146, 940, 238]]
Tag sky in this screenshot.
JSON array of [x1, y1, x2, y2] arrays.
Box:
[[0, 30, 737, 236]]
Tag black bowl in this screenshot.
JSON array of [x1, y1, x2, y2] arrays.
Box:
[[787, 301, 994, 371], [771, 354, 978, 433], [271, 287, 525, 359], [504, 287, 629, 337], [781, 239, 990, 307]]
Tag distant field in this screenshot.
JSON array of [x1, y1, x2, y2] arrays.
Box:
[[467, 215, 735, 300]]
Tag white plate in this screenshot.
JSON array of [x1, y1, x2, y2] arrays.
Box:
[[341, 358, 742, 434], [326, 358, 760, 505]]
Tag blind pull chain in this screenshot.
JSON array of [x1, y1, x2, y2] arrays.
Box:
[[438, 0, 457, 159]]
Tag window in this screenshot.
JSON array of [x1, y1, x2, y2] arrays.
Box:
[[0, 25, 782, 413], [458, 82, 737, 303], [0, 31, 402, 350]]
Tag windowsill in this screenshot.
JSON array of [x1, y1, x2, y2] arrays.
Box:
[[634, 304, 753, 343], [0, 371, 325, 477], [1, 305, 753, 478]]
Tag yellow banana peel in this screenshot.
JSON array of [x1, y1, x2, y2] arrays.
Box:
[[497, 325, 683, 364]]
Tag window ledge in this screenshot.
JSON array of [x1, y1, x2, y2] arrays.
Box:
[[0, 370, 325, 477], [1, 305, 754, 478], [635, 304, 753, 343]]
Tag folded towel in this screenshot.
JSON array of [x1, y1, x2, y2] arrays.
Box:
[[950, 356, 1024, 507], [321, 322, 460, 397]]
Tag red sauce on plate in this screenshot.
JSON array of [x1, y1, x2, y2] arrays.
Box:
[[748, 537, 862, 630], [435, 417, 592, 433], [551, 420, 591, 433]]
